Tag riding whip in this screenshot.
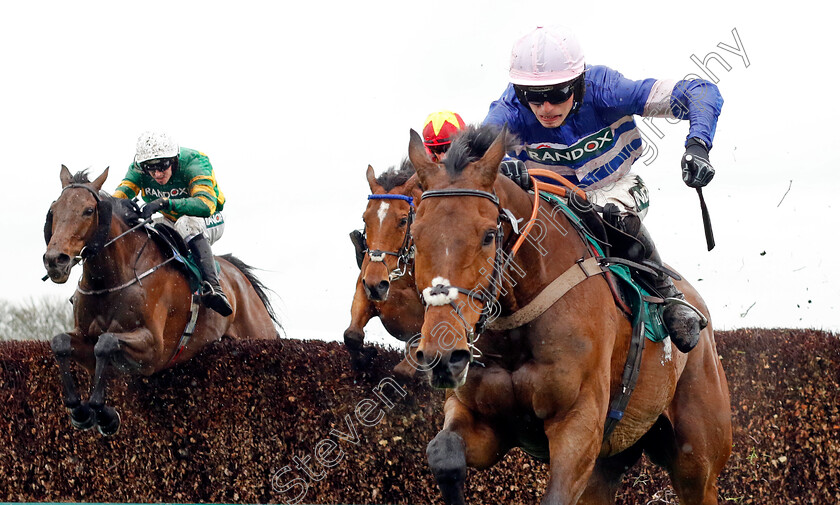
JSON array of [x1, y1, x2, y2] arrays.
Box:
[[696, 188, 715, 251]]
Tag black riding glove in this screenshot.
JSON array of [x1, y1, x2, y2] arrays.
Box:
[[681, 138, 715, 188], [141, 198, 169, 220], [499, 159, 532, 191]]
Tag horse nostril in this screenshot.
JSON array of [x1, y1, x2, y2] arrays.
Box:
[[377, 280, 390, 293], [448, 350, 471, 376], [415, 350, 425, 365], [450, 350, 471, 367], [45, 251, 71, 267]]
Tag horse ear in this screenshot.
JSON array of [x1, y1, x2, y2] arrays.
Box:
[[366, 165, 383, 194], [473, 126, 507, 188], [60, 165, 72, 187], [408, 129, 440, 189], [91, 167, 109, 191]]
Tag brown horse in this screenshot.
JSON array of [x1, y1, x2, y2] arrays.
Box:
[[406, 126, 731, 505], [344, 162, 425, 376], [43, 166, 280, 435]]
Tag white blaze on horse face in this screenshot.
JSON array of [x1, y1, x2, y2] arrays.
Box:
[[377, 202, 390, 227]]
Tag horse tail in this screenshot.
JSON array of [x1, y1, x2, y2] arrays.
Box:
[[220, 253, 282, 331]]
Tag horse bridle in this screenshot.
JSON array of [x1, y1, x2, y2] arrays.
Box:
[[44, 184, 174, 294], [362, 194, 415, 281], [419, 188, 515, 361], [44, 184, 114, 262]]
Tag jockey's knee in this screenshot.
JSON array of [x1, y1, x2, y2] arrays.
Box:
[[174, 216, 207, 242]]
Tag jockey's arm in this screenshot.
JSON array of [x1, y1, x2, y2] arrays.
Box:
[[632, 74, 723, 149], [113, 164, 143, 200], [167, 156, 219, 218]]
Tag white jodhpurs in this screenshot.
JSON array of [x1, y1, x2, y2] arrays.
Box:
[[585, 172, 650, 220], [154, 212, 225, 245]]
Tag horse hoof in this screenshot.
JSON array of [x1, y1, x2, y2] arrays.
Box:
[[350, 346, 378, 370], [69, 404, 96, 431], [96, 407, 121, 437]]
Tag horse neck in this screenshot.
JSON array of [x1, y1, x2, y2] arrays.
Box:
[[500, 181, 590, 306], [80, 217, 158, 288]]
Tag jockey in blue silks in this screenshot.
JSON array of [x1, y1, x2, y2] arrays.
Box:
[[484, 25, 722, 353]]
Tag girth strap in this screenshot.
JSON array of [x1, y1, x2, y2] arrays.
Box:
[[486, 257, 606, 331], [165, 290, 202, 367], [602, 307, 646, 442]]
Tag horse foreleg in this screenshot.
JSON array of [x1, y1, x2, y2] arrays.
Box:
[[542, 405, 605, 505], [87, 333, 123, 436], [427, 429, 467, 505], [343, 279, 377, 369], [50, 332, 95, 430], [427, 395, 508, 505]]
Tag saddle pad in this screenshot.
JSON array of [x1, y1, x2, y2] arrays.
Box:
[[150, 224, 204, 293], [538, 192, 669, 343]]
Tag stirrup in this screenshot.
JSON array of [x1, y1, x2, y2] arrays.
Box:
[[201, 280, 220, 297], [663, 297, 708, 329]]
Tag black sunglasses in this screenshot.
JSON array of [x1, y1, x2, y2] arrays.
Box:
[[140, 158, 173, 174], [515, 81, 577, 105]]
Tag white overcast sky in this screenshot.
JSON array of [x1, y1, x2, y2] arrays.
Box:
[[1, 0, 837, 344]]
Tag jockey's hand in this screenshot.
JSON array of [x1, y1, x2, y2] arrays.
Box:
[[499, 159, 532, 191], [141, 198, 169, 220], [681, 138, 715, 188]]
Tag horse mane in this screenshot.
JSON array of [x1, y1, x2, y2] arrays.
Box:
[[66, 169, 141, 225], [110, 196, 142, 225], [376, 158, 415, 191], [220, 254, 282, 332], [70, 170, 92, 184], [442, 124, 519, 175]]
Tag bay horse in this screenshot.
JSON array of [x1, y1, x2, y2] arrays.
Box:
[[406, 126, 731, 505], [43, 166, 280, 435], [343, 161, 425, 377]]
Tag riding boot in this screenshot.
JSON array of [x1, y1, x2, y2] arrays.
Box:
[[633, 224, 702, 353], [350, 229, 366, 269], [188, 234, 233, 317]]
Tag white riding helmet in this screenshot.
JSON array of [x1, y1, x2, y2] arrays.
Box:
[[509, 25, 585, 86], [135, 131, 179, 164]]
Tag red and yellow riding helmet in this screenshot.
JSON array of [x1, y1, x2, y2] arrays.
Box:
[[422, 111, 466, 155]]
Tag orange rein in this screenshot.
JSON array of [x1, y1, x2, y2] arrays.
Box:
[[510, 169, 587, 256]]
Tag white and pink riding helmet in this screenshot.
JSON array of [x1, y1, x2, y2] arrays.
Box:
[[509, 26, 587, 113]]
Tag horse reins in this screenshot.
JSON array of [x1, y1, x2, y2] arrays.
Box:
[[364, 194, 415, 281], [45, 184, 174, 295]]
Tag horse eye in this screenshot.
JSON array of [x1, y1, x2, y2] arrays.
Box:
[[482, 229, 495, 246], [83, 207, 95, 216], [399, 217, 408, 227]]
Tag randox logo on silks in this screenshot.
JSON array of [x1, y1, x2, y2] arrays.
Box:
[[144, 187, 189, 199], [525, 127, 614, 164]]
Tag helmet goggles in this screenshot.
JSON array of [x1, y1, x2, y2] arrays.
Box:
[[140, 157, 175, 174], [514, 80, 577, 105]]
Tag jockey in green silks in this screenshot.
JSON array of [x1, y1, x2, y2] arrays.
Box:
[[113, 131, 232, 316]]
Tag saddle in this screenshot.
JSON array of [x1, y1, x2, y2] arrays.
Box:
[[542, 192, 670, 343], [146, 223, 204, 293]]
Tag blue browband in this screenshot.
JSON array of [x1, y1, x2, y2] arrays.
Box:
[[368, 194, 414, 207]]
